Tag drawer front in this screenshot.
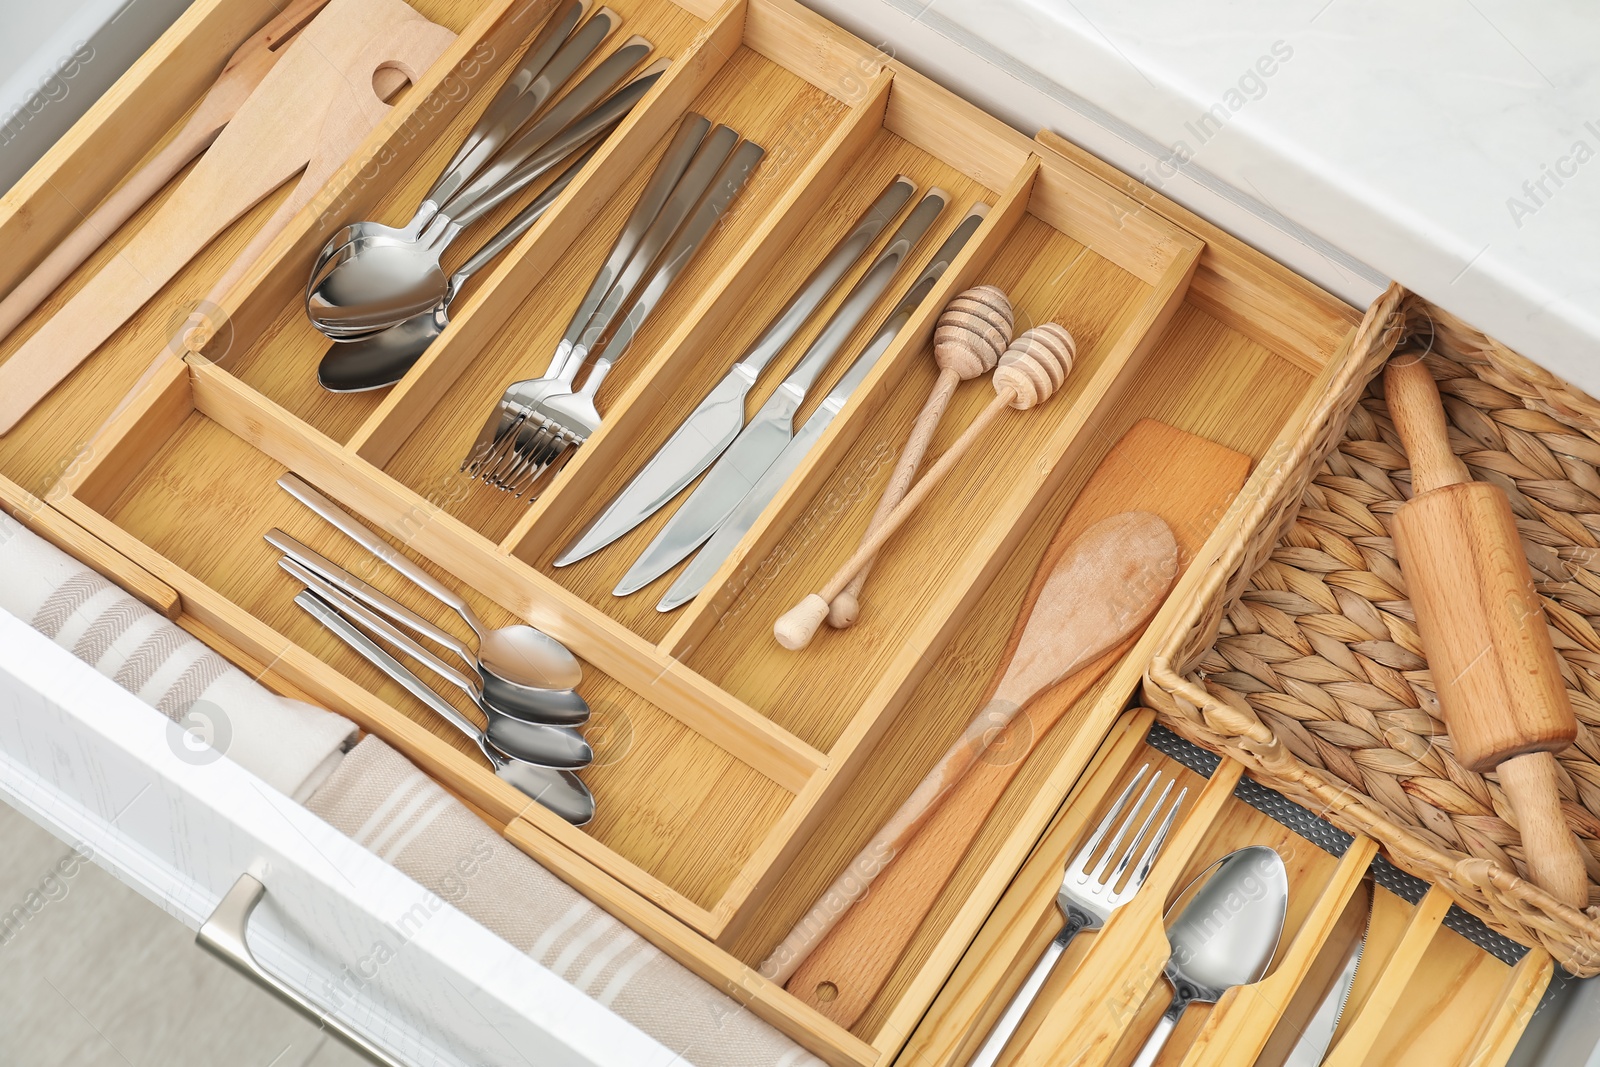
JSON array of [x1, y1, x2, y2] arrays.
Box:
[[0, 610, 674, 1067]]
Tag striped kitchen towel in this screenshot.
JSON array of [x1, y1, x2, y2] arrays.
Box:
[[0, 517, 357, 801], [307, 736, 826, 1067]]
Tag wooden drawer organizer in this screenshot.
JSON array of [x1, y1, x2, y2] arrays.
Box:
[[0, 0, 1548, 1063]]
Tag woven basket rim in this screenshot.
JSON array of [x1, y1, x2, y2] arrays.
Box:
[[1144, 282, 1600, 976]]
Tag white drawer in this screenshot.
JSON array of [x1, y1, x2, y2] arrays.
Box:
[[0, 609, 678, 1067]]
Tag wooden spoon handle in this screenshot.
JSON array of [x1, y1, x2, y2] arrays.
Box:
[[0, 0, 331, 341], [1498, 751, 1590, 909], [828, 366, 962, 628]]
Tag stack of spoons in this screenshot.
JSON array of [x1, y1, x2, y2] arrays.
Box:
[[307, 0, 670, 391]]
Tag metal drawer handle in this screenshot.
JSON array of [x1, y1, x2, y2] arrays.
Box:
[[198, 873, 410, 1067]]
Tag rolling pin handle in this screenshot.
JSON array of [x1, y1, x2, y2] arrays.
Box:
[[1498, 750, 1590, 910], [1384, 357, 1471, 495]]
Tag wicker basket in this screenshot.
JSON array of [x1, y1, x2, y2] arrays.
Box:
[[1145, 281, 1600, 975]]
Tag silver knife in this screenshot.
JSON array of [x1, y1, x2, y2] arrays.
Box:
[[554, 174, 919, 567], [1282, 883, 1372, 1067], [655, 201, 991, 611], [613, 188, 951, 596]]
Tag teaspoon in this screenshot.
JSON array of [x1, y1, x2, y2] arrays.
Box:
[[297, 591, 595, 825], [278, 474, 582, 692]]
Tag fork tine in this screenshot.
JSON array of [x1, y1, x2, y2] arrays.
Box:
[[1114, 785, 1187, 905], [1067, 765, 1148, 879], [1103, 779, 1172, 891], [1086, 772, 1159, 885]]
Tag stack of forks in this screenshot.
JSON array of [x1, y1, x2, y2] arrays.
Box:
[[460, 113, 764, 497]]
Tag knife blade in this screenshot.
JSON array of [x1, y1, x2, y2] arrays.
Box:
[[655, 201, 991, 611], [1282, 882, 1372, 1067], [554, 175, 919, 567], [611, 187, 952, 595]]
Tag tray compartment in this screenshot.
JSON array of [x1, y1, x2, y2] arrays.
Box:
[[509, 124, 1000, 641], [360, 38, 865, 545], [52, 376, 803, 920], [0, 0, 547, 488], [217, 0, 711, 441]]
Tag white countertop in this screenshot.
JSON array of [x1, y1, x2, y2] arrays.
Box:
[[807, 0, 1600, 397]]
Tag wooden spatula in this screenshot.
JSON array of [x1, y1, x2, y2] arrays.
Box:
[[0, 0, 454, 434], [770, 420, 1252, 1027], [0, 0, 336, 341]]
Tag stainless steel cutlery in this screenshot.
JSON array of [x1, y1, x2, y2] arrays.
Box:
[[613, 188, 950, 596], [278, 474, 582, 691], [967, 766, 1185, 1067], [554, 174, 919, 567], [317, 140, 603, 392], [461, 116, 764, 495], [267, 529, 590, 726], [297, 590, 596, 825]]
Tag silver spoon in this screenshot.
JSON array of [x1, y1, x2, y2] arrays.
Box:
[[306, 57, 664, 338], [1130, 845, 1289, 1067], [315, 138, 604, 391], [267, 532, 590, 726], [297, 591, 595, 825], [307, 41, 655, 334], [313, 2, 609, 274], [288, 562, 591, 768], [278, 474, 582, 692]]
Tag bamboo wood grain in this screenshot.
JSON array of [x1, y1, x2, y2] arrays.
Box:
[[1385, 356, 1588, 908], [1178, 838, 1378, 1067], [778, 423, 1249, 1023], [826, 284, 1012, 629], [0, 0, 333, 341], [0, 0, 453, 435], [1319, 885, 1455, 1067], [0, 0, 1530, 1062], [1464, 948, 1553, 1067]]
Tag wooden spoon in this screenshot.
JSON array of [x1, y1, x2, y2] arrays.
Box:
[[767, 420, 1252, 1026], [0, 0, 454, 434]]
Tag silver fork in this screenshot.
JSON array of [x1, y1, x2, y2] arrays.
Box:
[[486, 138, 765, 496], [966, 765, 1186, 1067], [473, 125, 744, 489], [460, 114, 710, 475]]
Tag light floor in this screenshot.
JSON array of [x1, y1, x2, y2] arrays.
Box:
[[0, 798, 369, 1067]]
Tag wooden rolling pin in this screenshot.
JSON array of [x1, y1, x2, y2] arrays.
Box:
[[1385, 356, 1590, 908]]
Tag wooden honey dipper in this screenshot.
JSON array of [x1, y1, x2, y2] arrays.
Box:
[[1386, 355, 1591, 908], [826, 285, 1014, 630], [774, 321, 1076, 651]]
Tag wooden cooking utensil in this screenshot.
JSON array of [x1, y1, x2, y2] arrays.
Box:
[[0, 0, 338, 341], [826, 284, 1013, 630], [0, 0, 454, 434], [774, 322, 1076, 650], [1385, 356, 1591, 908], [771, 420, 1252, 1025]]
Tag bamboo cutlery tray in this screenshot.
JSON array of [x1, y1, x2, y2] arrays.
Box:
[[0, 0, 1547, 1063]]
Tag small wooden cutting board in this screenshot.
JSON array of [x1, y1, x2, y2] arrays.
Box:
[[785, 418, 1252, 1027]]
